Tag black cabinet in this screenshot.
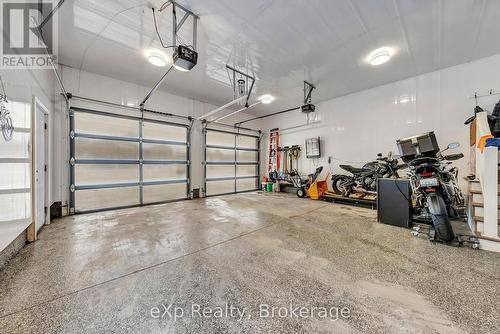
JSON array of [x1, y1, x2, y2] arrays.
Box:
[[377, 179, 412, 229]]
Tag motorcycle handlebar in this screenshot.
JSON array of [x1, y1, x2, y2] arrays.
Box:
[[443, 153, 464, 161]]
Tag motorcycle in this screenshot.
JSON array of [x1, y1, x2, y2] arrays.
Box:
[[407, 142, 464, 241], [331, 152, 404, 196]]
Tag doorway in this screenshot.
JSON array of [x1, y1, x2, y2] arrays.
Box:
[[29, 97, 50, 241]]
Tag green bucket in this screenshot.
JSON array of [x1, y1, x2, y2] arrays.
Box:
[[266, 182, 273, 192]]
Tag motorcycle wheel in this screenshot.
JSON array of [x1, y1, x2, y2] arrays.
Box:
[[331, 175, 352, 196], [296, 187, 306, 198], [427, 194, 455, 241]]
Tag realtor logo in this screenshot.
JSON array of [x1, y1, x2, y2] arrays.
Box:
[[1, 0, 57, 69]]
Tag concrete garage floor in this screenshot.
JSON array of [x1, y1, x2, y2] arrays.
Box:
[[0, 193, 499, 333]]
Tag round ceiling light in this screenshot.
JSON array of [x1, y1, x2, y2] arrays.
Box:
[[148, 53, 167, 67], [259, 94, 275, 104], [367, 47, 394, 66], [146, 49, 169, 67]]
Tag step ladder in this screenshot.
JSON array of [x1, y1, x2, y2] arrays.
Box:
[[268, 128, 280, 178], [468, 179, 500, 239], [467, 111, 500, 252]]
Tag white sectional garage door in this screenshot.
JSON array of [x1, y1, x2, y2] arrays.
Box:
[[204, 127, 260, 196], [69, 107, 190, 214]]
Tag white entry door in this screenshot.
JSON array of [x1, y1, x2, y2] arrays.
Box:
[[34, 103, 46, 232]]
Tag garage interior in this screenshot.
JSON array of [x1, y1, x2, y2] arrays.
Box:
[[1, 1, 500, 333]]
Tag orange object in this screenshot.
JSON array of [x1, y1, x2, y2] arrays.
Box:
[[307, 179, 328, 200], [477, 134, 494, 153], [304, 171, 330, 200]]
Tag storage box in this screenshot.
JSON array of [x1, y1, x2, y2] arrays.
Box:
[[396, 131, 440, 163]]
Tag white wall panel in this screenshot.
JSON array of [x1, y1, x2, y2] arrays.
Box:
[[259, 54, 500, 190]]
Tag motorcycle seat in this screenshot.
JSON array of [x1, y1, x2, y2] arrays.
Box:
[[339, 164, 366, 174]]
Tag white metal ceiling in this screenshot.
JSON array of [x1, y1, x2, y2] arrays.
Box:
[[57, 0, 500, 118]]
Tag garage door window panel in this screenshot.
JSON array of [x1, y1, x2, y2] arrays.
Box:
[[0, 132, 30, 159], [143, 164, 187, 182], [143, 143, 187, 161], [75, 186, 140, 212], [207, 165, 235, 178], [74, 112, 139, 138], [143, 183, 187, 204], [237, 178, 257, 192], [237, 135, 258, 149], [237, 150, 258, 163], [206, 147, 235, 162], [207, 131, 235, 146], [237, 165, 258, 177], [75, 138, 139, 160], [75, 164, 139, 185], [206, 180, 235, 196], [142, 122, 187, 142]]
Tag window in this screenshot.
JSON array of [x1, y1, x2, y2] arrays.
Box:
[[0, 100, 31, 222]]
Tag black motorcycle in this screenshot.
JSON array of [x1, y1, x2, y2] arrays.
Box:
[[407, 143, 464, 241], [331, 152, 403, 196]]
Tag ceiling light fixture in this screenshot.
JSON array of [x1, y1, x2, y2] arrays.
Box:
[[370, 51, 391, 66], [259, 95, 274, 104], [146, 49, 169, 67], [367, 47, 394, 66]]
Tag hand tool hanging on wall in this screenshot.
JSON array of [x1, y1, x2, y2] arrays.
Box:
[[289, 145, 301, 173], [282, 147, 289, 174]]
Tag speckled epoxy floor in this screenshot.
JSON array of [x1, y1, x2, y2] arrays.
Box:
[[0, 192, 499, 333]]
